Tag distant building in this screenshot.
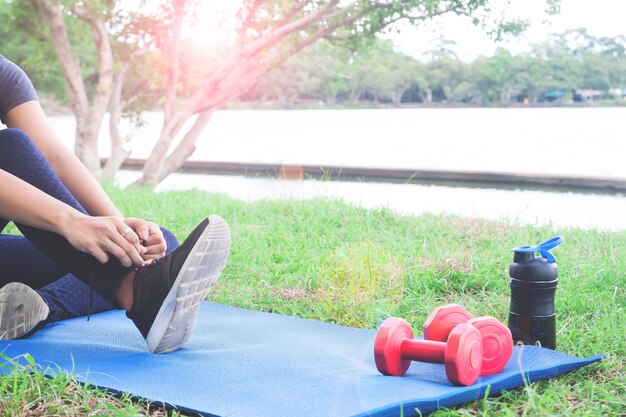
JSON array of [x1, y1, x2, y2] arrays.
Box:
[[573, 89, 604, 102]]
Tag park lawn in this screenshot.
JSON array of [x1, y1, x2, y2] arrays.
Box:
[[1, 186, 624, 416]]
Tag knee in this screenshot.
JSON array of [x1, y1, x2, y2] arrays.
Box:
[[160, 227, 180, 253], [0, 128, 36, 154], [0, 128, 43, 171], [0, 128, 31, 143]]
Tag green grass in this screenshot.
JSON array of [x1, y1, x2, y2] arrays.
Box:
[[1, 186, 625, 416]]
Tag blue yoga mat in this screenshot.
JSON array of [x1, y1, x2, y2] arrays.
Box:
[[0, 302, 601, 417]]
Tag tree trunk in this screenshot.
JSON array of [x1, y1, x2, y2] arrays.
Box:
[[102, 63, 132, 179], [277, 90, 288, 104], [137, 64, 256, 186], [392, 89, 404, 105], [75, 118, 101, 172], [442, 86, 451, 103], [134, 0, 366, 187], [532, 92, 539, 104], [137, 118, 184, 186], [135, 0, 187, 186], [34, 0, 113, 174], [135, 107, 218, 186], [425, 88, 433, 103], [153, 110, 214, 184], [500, 89, 511, 105], [348, 88, 361, 102]]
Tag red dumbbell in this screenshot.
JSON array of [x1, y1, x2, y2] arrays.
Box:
[[423, 304, 513, 375], [374, 317, 483, 386]]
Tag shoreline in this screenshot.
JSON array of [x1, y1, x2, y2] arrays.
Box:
[[116, 159, 626, 193], [42, 100, 626, 115]]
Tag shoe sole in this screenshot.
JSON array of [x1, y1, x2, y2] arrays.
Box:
[[146, 215, 231, 354], [0, 282, 50, 340]]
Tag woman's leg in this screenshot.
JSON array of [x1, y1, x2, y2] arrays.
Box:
[[0, 128, 230, 352], [0, 128, 129, 305], [0, 219, 69, 289], [37, 228, 180, 321], [0, 234, 67, 289]]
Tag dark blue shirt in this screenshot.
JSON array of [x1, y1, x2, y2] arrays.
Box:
[[0, 54, 38, 125]]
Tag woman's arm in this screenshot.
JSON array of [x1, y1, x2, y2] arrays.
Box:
[[0, 168, 144, 267], [6, 101, 167, 258], [1, 56, 119, 218], [5, 101, 123, 218]]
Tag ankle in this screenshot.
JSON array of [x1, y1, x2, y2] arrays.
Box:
[[116, 271, 136, 312]]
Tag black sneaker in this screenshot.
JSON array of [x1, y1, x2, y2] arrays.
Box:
[[127, 215, 230, 353], [0, 282, 50, 340]]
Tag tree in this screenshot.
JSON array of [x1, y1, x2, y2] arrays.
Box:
[[246, 45, 329, 104], [130, 0, 534, 186], [31, 0, 114, 173], [0, 1, 69, 101], [425, 57, 470, 103], [7, 0, 553, 185], [298, 42, 353, 104], [353, 40, 421, 105], [3, 0, 149, 175], [474, 49, 517, 105], [570, 30, 626, 93]]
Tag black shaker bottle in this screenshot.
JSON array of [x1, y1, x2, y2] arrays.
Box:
[[508, 236, 563, 350]]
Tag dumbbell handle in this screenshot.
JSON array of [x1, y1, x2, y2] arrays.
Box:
[[375, 318, 483, 385], [400, 338, 446, 364]]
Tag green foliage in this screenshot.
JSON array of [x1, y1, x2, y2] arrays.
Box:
[[0, 0, 100, 101], [3, 0, 566, 112], [0, 1, 67, 99], [474, 49, 515, 104], [316, 241, 405, 326], [247, 29, 626, 107], [0, 353, 178, 415], [5, 1, 624, 110], [247, 39, 429, 105], [425, 56, 470, 102]]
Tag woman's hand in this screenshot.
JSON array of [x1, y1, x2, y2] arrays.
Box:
[[124, 218, 167, 261], [60, 213, 146, 268]]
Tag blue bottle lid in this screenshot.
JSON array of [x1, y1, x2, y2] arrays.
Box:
[[511, 236, 563, 263]]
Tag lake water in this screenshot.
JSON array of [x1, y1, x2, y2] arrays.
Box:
[[47, 107, 626, 231]]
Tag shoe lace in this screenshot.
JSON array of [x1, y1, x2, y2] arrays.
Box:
[[148, 258, 162, 267], [141, 258, 162, 270], [87, 266, 96, 321]]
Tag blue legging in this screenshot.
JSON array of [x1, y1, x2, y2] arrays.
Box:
[[0, 128, 179, 321], [0, 232, 179, 321]]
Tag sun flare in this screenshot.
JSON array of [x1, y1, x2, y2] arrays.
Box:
[[180, 2, 240, 51]]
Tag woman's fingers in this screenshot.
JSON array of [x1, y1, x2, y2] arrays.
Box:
[[119, 223, 147, 255], [62, 215, 146, 267], [124, 217, 150, 241], [105, 241, 132, 267], [147, 222, 163, 238], [143, 233, 167, 255], [142, 252, 166, 261], [126, 221, 167, 260], [109, 231, 144, 267], [88, 245, 110, 264]]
